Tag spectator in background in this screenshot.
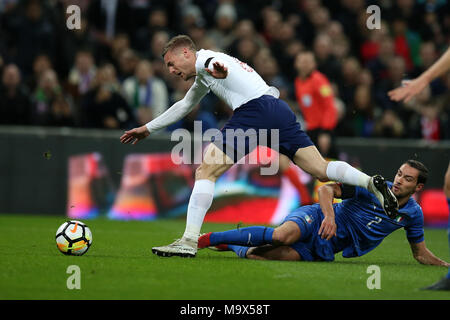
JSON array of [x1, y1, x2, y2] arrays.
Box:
[[207, 3, 237, 51], [294, 51, 338, 158], [390, 0, 422, 32], [147, 6, 169, 33], [374, 109, 405, 138], [408, 98, 449, 141], [0, 64, 31, 125], [80, 64, 135, 129], [181, 4, 205, 33], [313, 33, 341, 83], [3, 0, 58, 77], [308, 6, 331, 39], [147, 30, 172, 84], [269, 21, 297, 65], [116, 48, 140, 82], [227, 19, 265, 55], [278, 39, 304, 83], [338, 56, 361, 106], [31, 69, 74, 127], [253, 49, 291, 101], [259, 6, 283, 45], [366, 35, 396, 83], [234, 37, 260, 65], [26, 54, 53, 93], [110, 33, 131, 66], [359, 21, 390, 65], [67, 50, 97, 101], [186, 23, 209, 51], [122, 59, 169, 126], [86, 0, 132, 63], [391, 18, 418, 72], [375, 56, 407, 118], [333, 36, 352, 64], [349, 84, 377, 137], [292, 0, 320, 47]]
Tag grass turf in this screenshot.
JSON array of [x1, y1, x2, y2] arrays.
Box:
[[1, 214, 449, 300]]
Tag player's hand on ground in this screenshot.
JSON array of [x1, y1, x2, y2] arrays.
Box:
[[120, 125, 150, 145], [387, 77, 428, 103], [318, 216, 337, 240], [206, 61, 228, 79]]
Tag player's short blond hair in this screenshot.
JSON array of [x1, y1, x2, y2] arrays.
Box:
[[162, 35, 197, 58]]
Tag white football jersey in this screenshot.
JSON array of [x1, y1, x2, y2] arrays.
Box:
[[145, 49, 279, 133], [194, 49, 279, 110]]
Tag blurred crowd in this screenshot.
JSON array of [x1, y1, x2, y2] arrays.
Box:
[[0, 0, 449, 142]]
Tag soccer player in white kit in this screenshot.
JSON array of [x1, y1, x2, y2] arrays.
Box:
[[120, 35, 399, 257]]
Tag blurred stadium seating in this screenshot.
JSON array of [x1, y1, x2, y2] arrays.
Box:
[[0, 0, 449, 225]]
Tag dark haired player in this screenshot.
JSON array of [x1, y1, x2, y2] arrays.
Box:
[[199, 160, 449, 268]]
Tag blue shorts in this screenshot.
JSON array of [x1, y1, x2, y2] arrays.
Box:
[[282, 204, 335, 262], [212, 95, 314, 162]]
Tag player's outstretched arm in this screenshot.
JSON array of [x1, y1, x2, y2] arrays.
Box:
[[120, 81, 209, 145], [388, 47, 450, 103], [317, 184, 340, 240], [409, 241, 450, 267]]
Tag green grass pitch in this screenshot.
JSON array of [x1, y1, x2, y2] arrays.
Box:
[[1, 214, 449, 300]]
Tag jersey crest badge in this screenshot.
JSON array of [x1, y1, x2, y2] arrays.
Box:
[[304, 215, 313, 224]]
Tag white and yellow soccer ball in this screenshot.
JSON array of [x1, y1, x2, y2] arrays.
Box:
[[55, 220, 92, 255]]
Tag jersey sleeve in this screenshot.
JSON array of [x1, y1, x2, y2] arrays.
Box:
[[145, 79, 209, 133], [404, 207, 425, 244], [195, 52, 230, 87]]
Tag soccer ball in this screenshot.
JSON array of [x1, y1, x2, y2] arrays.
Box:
[[55, 220, 92, 255]]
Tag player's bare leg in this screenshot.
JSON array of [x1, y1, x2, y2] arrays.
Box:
[[272, 221, 301, 246], [152, 143, 234, 258], [246, 245, 301, 261], [292, 145, 398, 217]]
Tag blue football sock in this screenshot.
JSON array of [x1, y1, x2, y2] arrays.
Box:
[[209, 226, 274, 247], [228, 245, 250, 258]]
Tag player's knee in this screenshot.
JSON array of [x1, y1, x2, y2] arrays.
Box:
[[272, 228, 296, 246]]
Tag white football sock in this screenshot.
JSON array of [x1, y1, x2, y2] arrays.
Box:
[[325, 161, 371, 189], [182, 179, 215, 241]]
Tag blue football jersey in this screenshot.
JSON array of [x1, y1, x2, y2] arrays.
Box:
[[332, 182, 424, 258]]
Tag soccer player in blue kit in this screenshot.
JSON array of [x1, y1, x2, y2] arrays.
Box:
[[120, 35, 399, 258], [198, 160, 449, 268]]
